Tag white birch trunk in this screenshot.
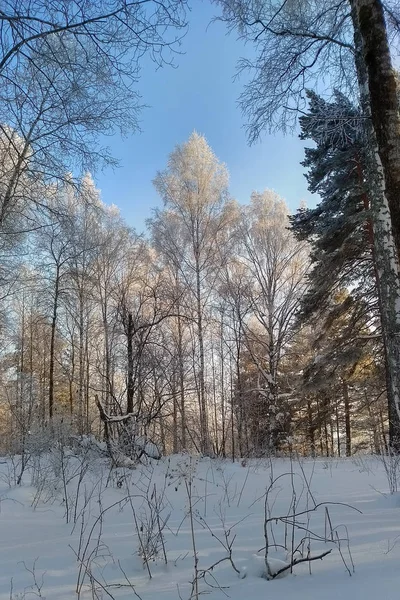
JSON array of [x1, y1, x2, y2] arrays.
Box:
[[351, 1, 400, 448]]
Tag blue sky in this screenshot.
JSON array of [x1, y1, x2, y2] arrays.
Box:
[[95, 1, 315, 234]]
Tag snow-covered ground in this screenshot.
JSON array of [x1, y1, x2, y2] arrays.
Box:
[[1, 451, 400, 599]]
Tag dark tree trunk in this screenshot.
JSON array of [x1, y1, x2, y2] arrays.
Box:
[[380, 407, 389, 453], [126, 311, 134, 414], [307, 397, 316, 457], [335, 402, 341, 458], [343, 380, 351, 457], [316, 399, 324, 456], [366, 393, 380, 453], [196, 260, 209, 455], [85, 328, 90, 433], [230, 364, 235, 462], [220, 317, 226, 458], [177, 311, 186, 450], [171, 369, 179, 454], [78, 293, 85, 434], [49, 265, 60, 420]]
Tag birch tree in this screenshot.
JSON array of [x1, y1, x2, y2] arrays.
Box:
[[35, 186, 77, 420], [152, 132, 232, 455], [349, 0, 400, 253], [62, 175, 101, 430], [0, 0, 187, 245], [92, 206, 132, 415], [215, 0, 400, 450], [236, 191, 308, 451]]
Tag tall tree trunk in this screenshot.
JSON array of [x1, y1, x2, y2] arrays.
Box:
[[352, 0, 400, 252], [366, 393, 380, 453], [18, 295, 25, 451], [322, 396, 330, 457], [85, 326, 90, 433], [177, 310, 186, 449], [267, 299, 279, 450], [41, 344, 46, 426], [211, 345, 219, 454], [220, 316, 226, 458], [172, 370, 178, 454], [78, 292, 85, 434], [195, 256, 209, 455], [29, 305, 34, 416], [343, 380, 351, 457], [49, 265, 60, 420], [351, 3, 400, 451], [229, 359, 236, 461], [126, 312, 134, 414], [335, 402, 341, 458], [380, 407, 388, 453], [69, 344, 75, 416], [102, 299, 112, 416], [234, 328, 243, 457], [19, 294, 25, 412], [316, 398, 324, 456], [307, 397, 316, 457]]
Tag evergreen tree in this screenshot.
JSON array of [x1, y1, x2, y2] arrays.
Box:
[[290, 90, 377, 323], [290, 90, 390, 452]]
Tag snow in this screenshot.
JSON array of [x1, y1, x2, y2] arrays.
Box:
[[1, 454, 400, 599], [134, 435, 162, 460]]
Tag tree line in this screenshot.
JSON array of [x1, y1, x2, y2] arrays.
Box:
[[0, 130, 389, 459], [0, 0, 399, 458]]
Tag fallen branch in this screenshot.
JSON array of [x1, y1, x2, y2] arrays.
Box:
[[272, 549, 332, 578]]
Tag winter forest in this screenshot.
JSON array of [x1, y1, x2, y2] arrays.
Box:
[[2, 1, 400, 599]]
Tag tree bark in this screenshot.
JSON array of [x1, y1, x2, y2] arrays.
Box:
[[49, 265, 60, 420], [335, 402, 341, 458], [177, 310, 186, 449], [102, 298, 112, 415], [78, 292, 85, 433], [195, 251, 209, 455], [211, 344, 219, 454], [352, 0, 400, 253], [307, 397, 316, 457], [85, 327, 90, 433], [126, 311, 134, 414], [351, 1, 400, 451], [220, 315, 226, 458], [172, 370, 178, 454], [343, 380, 351, 457]]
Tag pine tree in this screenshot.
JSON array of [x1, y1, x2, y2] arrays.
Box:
[[290, 90, 377, 322], [290, 90, 392, 452]]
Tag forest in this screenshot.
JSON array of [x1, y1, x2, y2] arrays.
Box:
[[2, 1, 400, 599], [1, 0, 399, 464], [1, 128, 388, 462]]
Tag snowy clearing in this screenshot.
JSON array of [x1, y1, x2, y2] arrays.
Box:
[[1, 453, 400, 599]]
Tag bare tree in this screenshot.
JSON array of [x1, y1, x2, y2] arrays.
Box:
[[92, 206, 132, 416], [35, 187, 77, 420], [152, 132, 233, 455], [235, 191, 308, 452], [215, 0, 400, 450], [0, 0, 187, 234], [62, 175, 102, 430], [215, 0, 355, 136], [219, 259, 253, 457], [0, 0, 187, 75]]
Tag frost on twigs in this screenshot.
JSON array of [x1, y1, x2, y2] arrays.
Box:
[[260, 457, 357, 580], [95, 395, 161, 467]]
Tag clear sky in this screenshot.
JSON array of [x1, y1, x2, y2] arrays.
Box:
[[95, 0, 316, 235]]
